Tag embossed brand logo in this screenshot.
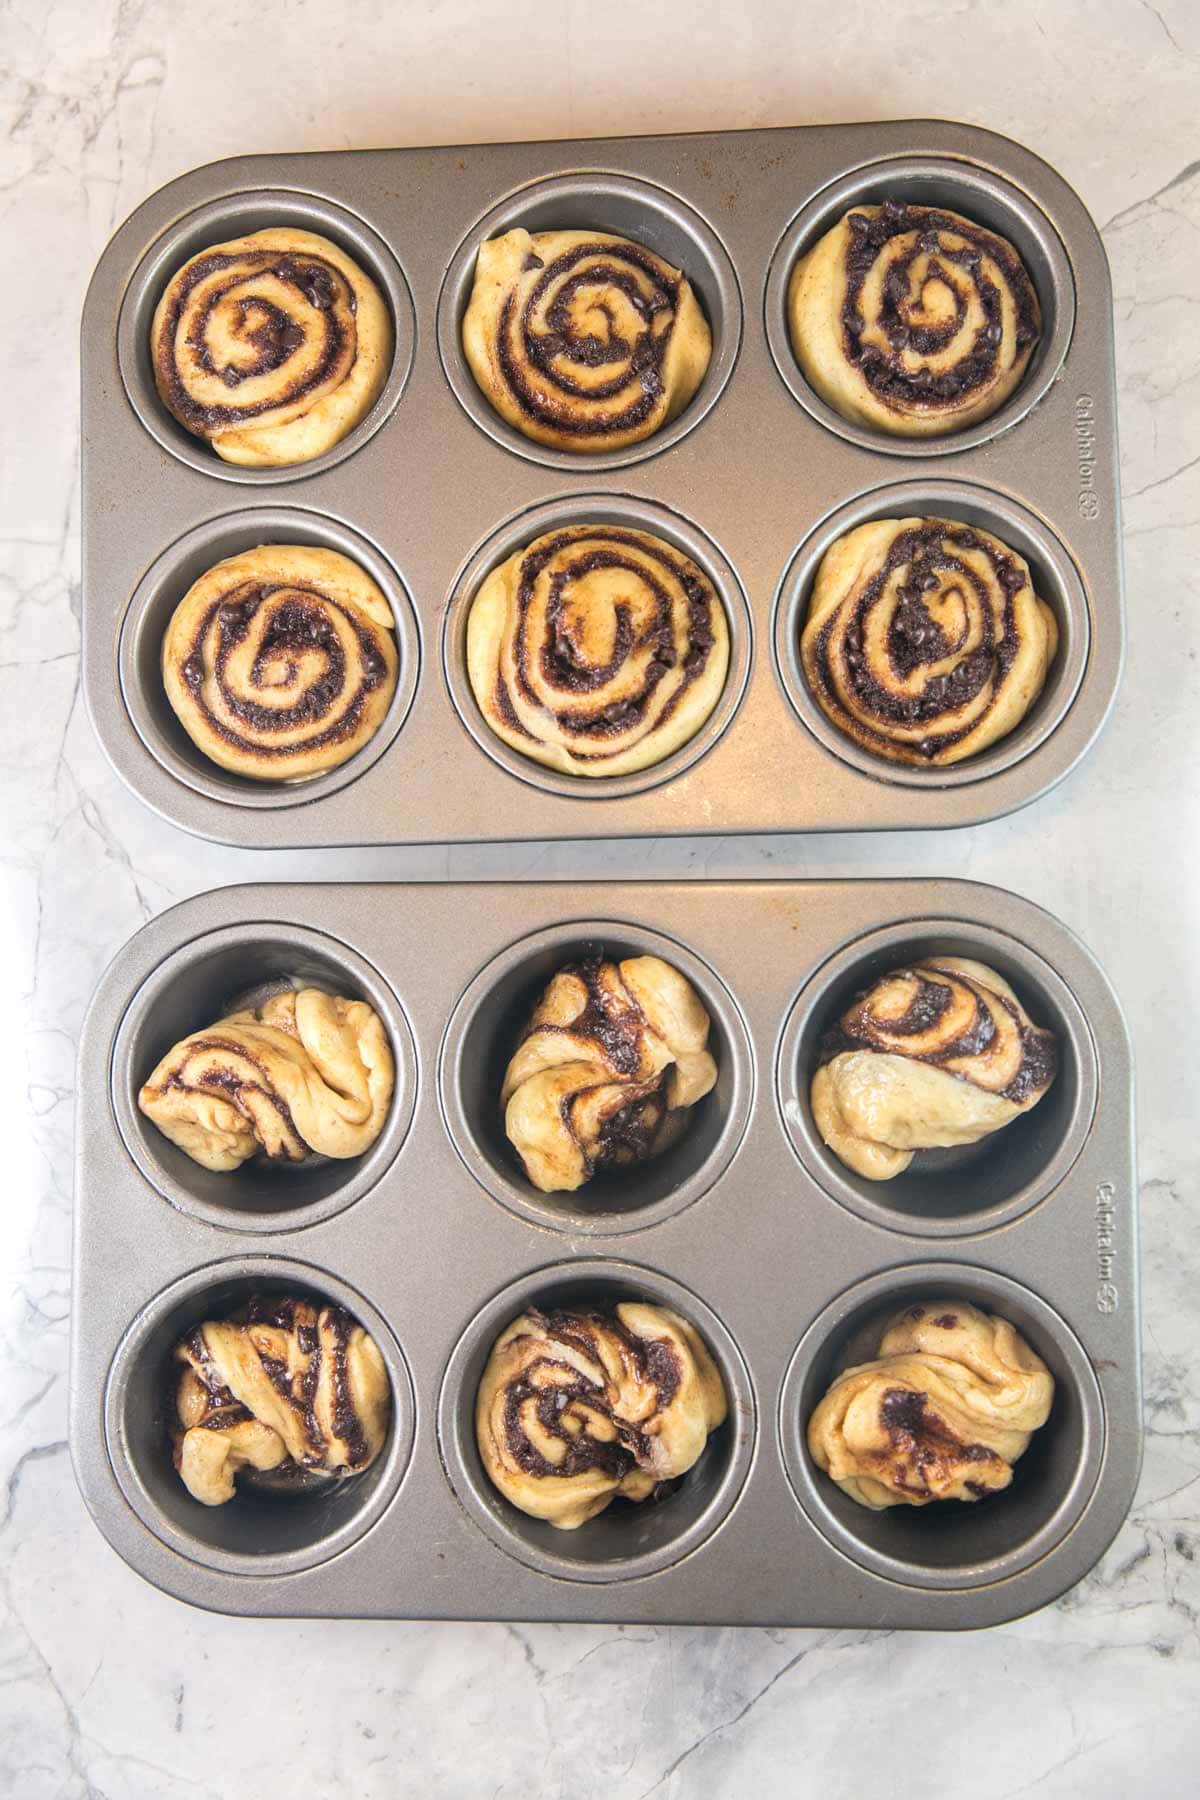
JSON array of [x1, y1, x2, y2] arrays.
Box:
[[1075, 395, 1100, 520], [1095, 1181, 1118, 1312]]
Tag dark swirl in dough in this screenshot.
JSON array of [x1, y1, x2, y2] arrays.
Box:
[[151, 227, 392, 466], [788, 201, 1041, 437], [161, 543, 398, 781], [461, 228, 712, 452], [172, 1295, 391, 1506], [475, 1303, 727, 1527], [467, 524, 729, 776], [811, 956, 1057, 1180], [801, 516, 1057, 766]]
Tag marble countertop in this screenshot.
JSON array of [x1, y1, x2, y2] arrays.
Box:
[[3, 0, 1197, 1793]]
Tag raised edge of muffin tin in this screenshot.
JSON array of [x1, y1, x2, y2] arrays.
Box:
[[80, 121, 1123, 845], [70, 878, 1140, 1626]]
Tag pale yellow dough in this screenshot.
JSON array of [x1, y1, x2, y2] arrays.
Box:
[[475, 1303, 727, 1528], [462, 227, 711, 452], [807, 1299, 1054, 1509], [502, 955, 717, 1194], [787, 203, 1040, 437], [152, 227, 392, 467], [161, 543, 398, 782], [810, 957, 1056, 1181], [801, 517, 1058, 767], [139, 987, 394, 1172], [467, 523, 728, 777], [173, 1299, 391, 1505]]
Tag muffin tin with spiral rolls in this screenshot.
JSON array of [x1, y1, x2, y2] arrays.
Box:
[[71, 878, 1140, 1624], [81, 120, 1121, 842]]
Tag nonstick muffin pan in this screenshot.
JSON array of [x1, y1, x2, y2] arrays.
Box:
[[71, 879, 1140, 1625], [81, 121, 1122, 845]]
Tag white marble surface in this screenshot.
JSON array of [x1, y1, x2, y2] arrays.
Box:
[[2, 0, 1198, 1793]]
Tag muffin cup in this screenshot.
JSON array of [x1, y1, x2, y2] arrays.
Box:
[[442, 494, 752, 799], [772, 479, 1091, 788], [779, 1264, 1105, 1591], [437, 1259, 756, 1582], [777, 917, 1098, 1236], [104, 1257, 415, 1578], [764, 155, 1076, 455], [111, 922, 417, 1231], [437, 171, 742, 471], [117, 188, 415, 483], [118, 506, 421, 809], [439, 920, 754, 1234]]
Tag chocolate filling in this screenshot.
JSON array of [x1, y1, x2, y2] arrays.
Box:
[[490, 527, 718, 761], [877, 1385, 1000, 1497], [174, 1298, 379, 1479], [499, 1309, 684, 1482], [173, 578, 391, 760], [493, 239, 685, 437], [154, 248, 356, 436], [819, 963, 1057, 1105], [837, 200, 1040, 413], [808, 519, 1037, 758]]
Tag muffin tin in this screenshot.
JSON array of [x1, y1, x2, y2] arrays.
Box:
[[71, 878, 1140, 1625], [81, 121, 1122, 844]]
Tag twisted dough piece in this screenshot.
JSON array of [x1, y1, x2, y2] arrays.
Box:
[[462, 228, 711, 452], [467, 524, 729, 777], [139, 987, 394, 1172], [501, 955, 718, 1193], [173, 1295, 391, 1506], [788, 200, 1041, 437], [151, 227, 392, 466], [807, 1298, 1054, 1508], [801, 517, 1058, 767], [476, 1303, 727, 1528], [162, 544, 399, 781], [811, 957, 1056, 1181]]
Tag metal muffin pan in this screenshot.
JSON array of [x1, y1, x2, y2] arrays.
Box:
[[71, 878, 1140, 1625], [81, 121, 1123, 845]]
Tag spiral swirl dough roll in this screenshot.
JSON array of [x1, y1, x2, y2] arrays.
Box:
[[476, 1303, 728, 1528], [787, 200, 1041, 437], [161, 544, 399, 781], [807, 1298, 1054, 1509], [172, 1295, 391, 1506], [461, 228, 712, 452], [801, 517, 1058, 767], [151, 228, 392, 467], [138, 988, 394, 1173], [501, 954, 718, 1194], [811, 957, 1057, 1182], [467, 524, 729, 777]]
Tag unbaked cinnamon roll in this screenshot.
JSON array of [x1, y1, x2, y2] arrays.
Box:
[[462, 228, 711, 452], [172, 1295, 391, 1506], [788, 200, 1040, 437], [501, 955, 717, 1194], [151, 227, 392, 466], [811, 957, 1056, 1181], [467, 524, 729, 776], [139, 987, 394, 1173], [801, 516, 1057, 766], [161, 544, 398, 781], [807, 1298, 1054, 1509], [476, 1302, 727, 1528]]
